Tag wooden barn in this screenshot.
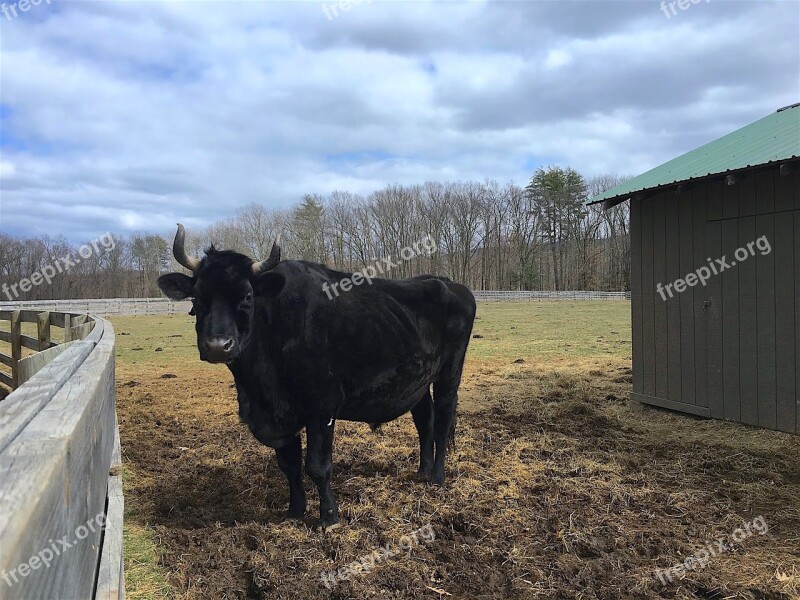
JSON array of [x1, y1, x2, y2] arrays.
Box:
[[590, 103, 800, 434]]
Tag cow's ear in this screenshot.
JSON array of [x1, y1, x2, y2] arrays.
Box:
[[157, 273, 194, 300], [252, 272, 285, 299]]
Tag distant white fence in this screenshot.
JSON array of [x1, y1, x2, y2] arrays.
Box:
[[0, 291, 629, 316], [0, 298, 191, 316], [472, 290, 631, 301]]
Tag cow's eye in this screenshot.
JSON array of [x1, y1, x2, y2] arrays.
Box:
[[240, 292, 253, 307]]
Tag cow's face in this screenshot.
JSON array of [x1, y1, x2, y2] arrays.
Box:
[[157, 226, 284, 364]]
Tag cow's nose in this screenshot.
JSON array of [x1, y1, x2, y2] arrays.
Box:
[[203, 337, 236, 362]]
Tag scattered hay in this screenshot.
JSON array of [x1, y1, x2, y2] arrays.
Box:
[[117, 359, 800, 599], [113, 304, 799, 599]]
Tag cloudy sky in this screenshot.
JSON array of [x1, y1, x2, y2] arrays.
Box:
[[0, 0, 797, 242]]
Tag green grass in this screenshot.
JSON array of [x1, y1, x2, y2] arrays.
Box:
[[469, 301, 631, 362], [119, 465, 175, 599], [123, 525, 174, 598], [110, 301, 632, 367], [112, 314, 201, 366]]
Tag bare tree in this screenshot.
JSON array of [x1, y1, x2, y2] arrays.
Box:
[[0, 169, 633, 300]]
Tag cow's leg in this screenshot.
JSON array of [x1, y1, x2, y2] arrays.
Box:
[[431, 368, 463, 486], [305, 416, 339, 528], [411, 389, 434, 478], [274, 436, 306, 519]]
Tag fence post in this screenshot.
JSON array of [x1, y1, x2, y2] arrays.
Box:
[[37, 311, 51, 351], [70, 314, 87, 340], [64, 314, 73, 343], [10, 310, 21, 389]]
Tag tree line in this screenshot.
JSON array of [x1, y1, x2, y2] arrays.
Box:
[[0, 167, 631, 301]]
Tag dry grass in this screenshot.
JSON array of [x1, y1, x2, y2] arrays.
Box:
[[111, 302, 800, 599]]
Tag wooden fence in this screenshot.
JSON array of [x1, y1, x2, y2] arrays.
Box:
[[0, 298, 191, 317], [472, 290, 631, 301], [0, 312, 123, 599], [0, 310, 98, 390], [0, 291, 629, 318]]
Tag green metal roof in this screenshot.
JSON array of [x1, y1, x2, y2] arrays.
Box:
[[589, 103, 800, 205]]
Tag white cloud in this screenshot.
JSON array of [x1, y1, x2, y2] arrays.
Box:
[[544, 49, 572, 70], [0, 0, 797, 240]]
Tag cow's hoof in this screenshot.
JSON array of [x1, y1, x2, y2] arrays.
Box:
[[319, 520, 341, 532], [316, 506, 340, 530], [427, 472, 445, 486], [416, 468, 433, 481], [284, 509, 306, 521]]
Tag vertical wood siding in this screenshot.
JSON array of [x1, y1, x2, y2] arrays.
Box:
[[630, 199, 644, 397], [631, 164, 798, 434]]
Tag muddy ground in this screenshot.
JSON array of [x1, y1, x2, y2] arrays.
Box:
[[114, 304, 800, 599]]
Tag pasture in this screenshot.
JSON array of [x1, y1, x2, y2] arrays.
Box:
[[112, 302, 800, 599]]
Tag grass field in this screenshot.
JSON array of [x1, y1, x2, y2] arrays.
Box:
[[110, 301, 800, 599]]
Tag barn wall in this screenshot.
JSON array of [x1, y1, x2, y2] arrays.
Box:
[[630, 165, 799, 434]]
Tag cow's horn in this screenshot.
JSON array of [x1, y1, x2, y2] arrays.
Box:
[[173, 223, 201, 273], [251, 234, 282, 275]]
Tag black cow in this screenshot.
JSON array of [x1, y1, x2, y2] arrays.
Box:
[[157, 224, 476, 528]]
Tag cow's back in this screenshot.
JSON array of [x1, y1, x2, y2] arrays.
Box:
[[268, 261, 475, 422]]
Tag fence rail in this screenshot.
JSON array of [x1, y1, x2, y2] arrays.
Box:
[[0, 291, 630, 317], [0, 310, 99, 390], [0, 298, 191, 316], [471, 290, 631, 301], [0, 313, 123, 599]]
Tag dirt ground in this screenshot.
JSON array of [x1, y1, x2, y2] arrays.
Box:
[[113, 302, 800, 600]]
